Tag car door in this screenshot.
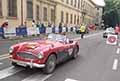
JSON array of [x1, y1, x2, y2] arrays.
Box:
[[56, 43, 70, 63]]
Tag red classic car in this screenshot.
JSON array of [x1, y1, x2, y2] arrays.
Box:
[[9, 34, 79, 74]]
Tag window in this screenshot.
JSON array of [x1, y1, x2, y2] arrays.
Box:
[[74, 0, 77, 7], [51, 9, 55, 22], [70, 14, 73, 24], [66, 13, 69, 24], [43, 7, 47, 21], [74, 15, 76, 24], [36, 5, 40, 20], [0, 0, 2, 16], [77, 15, 79, 24], [27, 0, 33, 19], [81, 0, 83, 9], [8, 0, 17, 17], [66, 0, 69, 4], [78, 0, 80, 9], [61, 11, 64, 23], [71, 0, 73, 5]]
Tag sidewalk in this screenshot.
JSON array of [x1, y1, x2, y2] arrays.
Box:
[[0, 30, 103, 41]]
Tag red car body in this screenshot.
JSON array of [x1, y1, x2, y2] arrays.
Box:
[[9, 35, 79, 74]]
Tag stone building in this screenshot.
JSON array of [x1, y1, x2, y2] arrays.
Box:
[[0, 0, 100, 28]]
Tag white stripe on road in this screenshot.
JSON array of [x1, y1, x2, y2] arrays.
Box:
[[65, 78, 78, 81], [41, 74, 53, 81], [85, 32, 102, 38], [0, 66, 24, 80], [112, 59, 118, 70], [74, 32, 103, 40], [22, 73, 52, 81], [0, 56, 10, 61], [0, 54, 9, 58], [0, 62, 3, 65], [116, 48, 120, 54]]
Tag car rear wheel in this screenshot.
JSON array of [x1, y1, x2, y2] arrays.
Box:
[[72, 46, 79, 59], [42, 54, 56, 74]]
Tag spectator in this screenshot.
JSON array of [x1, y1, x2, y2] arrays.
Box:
[[24, 21, 27, 27], [32, 20, 36, 28], [1, 20, 8, 28], [0, 20, 9, 39], [59, 22, 62, 33]]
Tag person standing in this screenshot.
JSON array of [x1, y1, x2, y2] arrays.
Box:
[[0, 20, 9, 39], [80, 24, 86, 39], [32, 20, 36, 28], [59, 22, 62, 33]]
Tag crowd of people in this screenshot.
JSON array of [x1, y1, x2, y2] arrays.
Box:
[[0, 19, 97, 39]]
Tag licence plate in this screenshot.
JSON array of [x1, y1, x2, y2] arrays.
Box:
[[17, 62, 27, 67]]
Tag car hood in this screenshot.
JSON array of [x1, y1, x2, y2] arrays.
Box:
[[12, 40, 61, 55]]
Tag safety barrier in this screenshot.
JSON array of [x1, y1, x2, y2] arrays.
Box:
[[0, 28, 4, 37], [0, 26, 76, 38]]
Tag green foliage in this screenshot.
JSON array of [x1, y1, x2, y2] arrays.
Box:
[[103, 0, 120, 27]]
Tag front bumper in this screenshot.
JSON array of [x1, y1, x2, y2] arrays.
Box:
[[10, 58, 45, 68]]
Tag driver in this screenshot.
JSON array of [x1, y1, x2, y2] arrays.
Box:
[[60, 32, 70, 44]]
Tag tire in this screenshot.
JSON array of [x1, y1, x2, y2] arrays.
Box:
[[11, 62, 20, 67], [42, 54, 56, 74], [72, 46, 79, 59]]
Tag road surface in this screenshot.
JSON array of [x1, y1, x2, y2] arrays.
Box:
[[0, 31, 119, 81]]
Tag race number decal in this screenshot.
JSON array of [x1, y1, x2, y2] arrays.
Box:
[[68, 48, 73, 56]]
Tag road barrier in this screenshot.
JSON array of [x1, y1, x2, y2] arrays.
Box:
[[0, 28, 4, 37], [0, 26, 76, 39]]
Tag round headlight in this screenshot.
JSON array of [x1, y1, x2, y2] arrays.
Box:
[[37, 53, 44, 59], [9, 47, 14, 54]]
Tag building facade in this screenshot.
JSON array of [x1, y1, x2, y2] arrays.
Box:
[[0, 0, 99, 28]]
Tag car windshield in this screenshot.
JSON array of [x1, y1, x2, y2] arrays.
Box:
[[47, 34, 67, 42]]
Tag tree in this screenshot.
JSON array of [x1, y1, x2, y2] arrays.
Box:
[[103, 0, 120, 28]]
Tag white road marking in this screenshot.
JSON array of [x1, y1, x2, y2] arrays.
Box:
[[0, 66, 24, 80], [116, 48, 120, 54], [116, 43, 120, 54], [74, 32, 103, 40], [41, 74, 53, 81], [22, 73, 52, 81], [65, 78, 78, 81], [85, 32, 102, 38], [112, 59, 118, 70], [0, 62, 3, 65], [0, 54, 9, 58], [0, 56, 10, 61]]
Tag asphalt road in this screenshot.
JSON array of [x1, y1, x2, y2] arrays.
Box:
[[0, 31, 119, 81]]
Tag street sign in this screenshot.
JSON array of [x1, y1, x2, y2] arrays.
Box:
[[106, 34, 118, 45]]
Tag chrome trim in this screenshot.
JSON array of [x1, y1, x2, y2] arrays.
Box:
[[10, 59, 45, 68]]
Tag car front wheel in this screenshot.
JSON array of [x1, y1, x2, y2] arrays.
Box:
[[72, 46, 79, 59], [42, 54, 56, 74]]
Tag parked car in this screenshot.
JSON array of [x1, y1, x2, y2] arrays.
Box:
[[9, 34, 79, 74], [103, 27, 115, 38]]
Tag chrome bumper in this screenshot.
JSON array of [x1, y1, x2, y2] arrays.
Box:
[[10, 59, 45, 68]]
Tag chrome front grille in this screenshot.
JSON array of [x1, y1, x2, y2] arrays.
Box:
[[17, 52, 37, 59]]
